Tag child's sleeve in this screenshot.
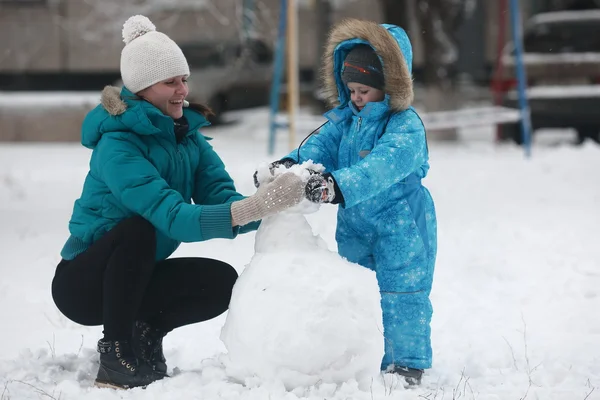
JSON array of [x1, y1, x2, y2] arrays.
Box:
[[283, 121, 343, 172], [330, 112, 428, 208]]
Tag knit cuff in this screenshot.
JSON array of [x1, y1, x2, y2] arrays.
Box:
[[200, 202, 236, 240], [230, 197, 261, 227]]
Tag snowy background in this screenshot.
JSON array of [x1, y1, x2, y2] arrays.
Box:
[[1, 107, 599, 399]]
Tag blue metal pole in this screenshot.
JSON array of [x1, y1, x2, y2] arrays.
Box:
[[268, 0, 288, 155], [509, 0, 532, 157], [243, 0, 254, 41]]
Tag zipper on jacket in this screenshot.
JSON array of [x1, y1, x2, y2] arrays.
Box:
[[348, 117, 363, 165], [176, 143, 183, 161]]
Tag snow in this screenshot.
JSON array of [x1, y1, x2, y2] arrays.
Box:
[[420, 106, 520, 130], [0, 92, 101, 109], [528, 9, 600, 25], [1, 106, 600, 399], [502, 52, 600, 65], [507, 85, 600, 99], [221, 163, 384, 390]]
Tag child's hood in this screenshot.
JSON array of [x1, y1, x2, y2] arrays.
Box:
[[321, 18, 414, 112]]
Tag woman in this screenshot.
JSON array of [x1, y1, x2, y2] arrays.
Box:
[[51, 15, 305, 390]]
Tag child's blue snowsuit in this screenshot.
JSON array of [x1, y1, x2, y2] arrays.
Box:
[[286, 20, 437, 370]]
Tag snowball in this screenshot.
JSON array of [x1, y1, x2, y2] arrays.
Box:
[[122, 15, 156, 44], [254, 159, 324, 216], [221, 162, 384, 390]]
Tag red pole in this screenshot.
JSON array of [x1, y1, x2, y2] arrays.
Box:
[[492, 0, 508, 142]]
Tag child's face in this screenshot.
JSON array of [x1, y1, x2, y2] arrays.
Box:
[[347, 82, 385, 111], [137, 75, 189, 119]]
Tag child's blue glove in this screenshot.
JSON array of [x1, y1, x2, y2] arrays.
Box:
[[305, 173, 342, 204], [253, 159, 297, 188]]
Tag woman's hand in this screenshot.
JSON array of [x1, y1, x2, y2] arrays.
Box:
[[232, 172, 305, 226]]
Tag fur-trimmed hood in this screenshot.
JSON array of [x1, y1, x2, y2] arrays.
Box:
[[321, 19, 414, 112], [100, 85, 131, 116], [80, 86, 210, 149], [99, 85, 214, 117]]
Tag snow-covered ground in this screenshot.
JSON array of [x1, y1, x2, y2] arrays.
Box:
[[0, 108, 599, 399]]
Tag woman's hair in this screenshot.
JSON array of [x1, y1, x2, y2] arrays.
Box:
[[187, 102, 215, 118]]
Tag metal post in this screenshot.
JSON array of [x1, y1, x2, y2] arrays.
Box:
[[314, 0, 331, 110], [268, 0, 288, 155], [286, 0, 299, 151], [242, 0, 254, 41], [493, 0, 508, 142], [509, 0, 532, 157]]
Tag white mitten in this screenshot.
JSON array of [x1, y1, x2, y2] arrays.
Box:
[[231, 172, 305, 226]]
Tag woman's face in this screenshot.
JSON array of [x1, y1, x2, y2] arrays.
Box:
[[347, 82, 385, 111], [137, 75, 189, 119]]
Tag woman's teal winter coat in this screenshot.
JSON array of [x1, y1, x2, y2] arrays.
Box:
[[61, 86, 256, 262]]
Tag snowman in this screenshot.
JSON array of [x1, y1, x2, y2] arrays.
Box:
[[220, 161, 384, 390]]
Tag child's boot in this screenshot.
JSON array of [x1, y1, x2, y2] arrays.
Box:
[[390, 365, 424, 386]]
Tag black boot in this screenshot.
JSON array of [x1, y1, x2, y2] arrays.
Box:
[[132, 321, 168, 375], [94, 339, 164, 389], [390, 365, 424, 386]]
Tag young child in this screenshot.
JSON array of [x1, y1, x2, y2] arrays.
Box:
[[259, 19, 437, 385]]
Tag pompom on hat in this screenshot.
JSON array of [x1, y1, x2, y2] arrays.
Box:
[[120, 15, 190, 93]]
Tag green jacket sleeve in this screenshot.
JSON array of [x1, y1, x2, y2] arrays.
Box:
[[95, 134, 235, 242], [191, 133, 246, 206], [191, 133, 261, 234]]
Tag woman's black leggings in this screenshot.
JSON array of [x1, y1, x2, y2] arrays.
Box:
[[51, 216, 238, 340]]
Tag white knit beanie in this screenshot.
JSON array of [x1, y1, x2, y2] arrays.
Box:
[[120, 15, 190, 94]]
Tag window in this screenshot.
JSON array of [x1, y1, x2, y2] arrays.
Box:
[[180, 44, 225, 69], [0, 0, 47, 4], [249, 40, 273, 64], [525, 20, 600, 53]]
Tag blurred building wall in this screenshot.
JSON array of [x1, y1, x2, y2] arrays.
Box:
[[0, 0, 381, 74], [0, 0, 564, 142], [0, 0, 537, 77], [0, 2, 63, 72], [0, 0, 247, 73]]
